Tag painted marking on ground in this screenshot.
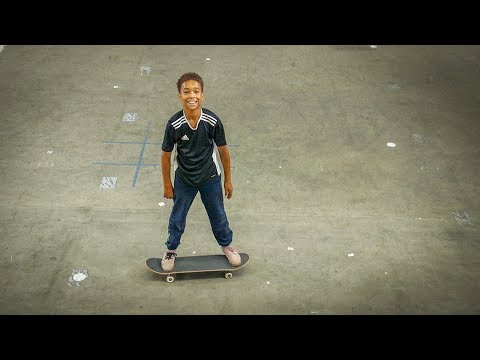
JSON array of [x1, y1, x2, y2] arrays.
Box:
[[93, 121, 160, 187], [412, 133, 431, 143], [123, 113, 138, 122], [452, 210, 474, 225], [132, 121, 152, 187], [140, 66, 151, 75], [100, 177, 117, 189]]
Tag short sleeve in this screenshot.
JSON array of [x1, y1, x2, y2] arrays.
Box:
[[214, 119, 227, 147], [161, 122, 175, 152]]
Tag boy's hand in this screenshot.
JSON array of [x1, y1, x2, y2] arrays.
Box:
[[164, 186, 174, 199], [224, 180, 233, 199]]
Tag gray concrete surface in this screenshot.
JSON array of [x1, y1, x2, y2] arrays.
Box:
[[0, 45, 479, 315]]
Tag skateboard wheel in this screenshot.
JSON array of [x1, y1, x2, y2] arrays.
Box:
[[225, 272, 233, 279], [166, 275, 175, 283]]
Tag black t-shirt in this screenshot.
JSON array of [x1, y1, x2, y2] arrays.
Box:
[[162, 108, 227, 187]]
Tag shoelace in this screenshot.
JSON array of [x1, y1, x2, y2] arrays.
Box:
[[164, 253, 177, 260], [224, 246, 236, 254]]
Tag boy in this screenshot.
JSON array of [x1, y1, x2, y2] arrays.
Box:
[[160, 72, 241, 272]]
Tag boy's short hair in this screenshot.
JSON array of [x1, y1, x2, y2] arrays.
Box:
[[177, 72, 204, 93]]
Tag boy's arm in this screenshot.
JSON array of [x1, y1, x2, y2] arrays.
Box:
[[161, 150, 174, 199], [217, 145, 233, 199]]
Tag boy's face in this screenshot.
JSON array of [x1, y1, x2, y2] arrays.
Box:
[[178, 80, 204, 111]]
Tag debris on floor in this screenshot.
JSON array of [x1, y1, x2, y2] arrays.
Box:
[[412, 133, 430, 143], [100, 177, 117, 189], [68, 269, 89, 287], [140, 66, 151, 75], [452, 210, 474, 225], [123, 112, 138, 122]]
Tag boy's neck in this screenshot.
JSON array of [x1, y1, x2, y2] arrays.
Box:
[[184, 107, 201, 122]]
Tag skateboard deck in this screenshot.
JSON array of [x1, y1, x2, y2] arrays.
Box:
[[145, 253, 249, 283]]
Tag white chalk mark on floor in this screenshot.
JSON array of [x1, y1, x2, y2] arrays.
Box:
[[140, 66, 151, 75], [412, 133, 430, 143], [100, 177, 117, 189], [452, 210, 474, 225], [123, 113, 138, 122]]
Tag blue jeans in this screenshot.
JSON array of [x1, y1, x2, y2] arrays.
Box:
[[165, 173, 233, 250]]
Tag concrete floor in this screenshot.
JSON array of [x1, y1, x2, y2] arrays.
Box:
[[0, 45, 479, 315]]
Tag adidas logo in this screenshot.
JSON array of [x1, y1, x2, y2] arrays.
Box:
[[181, 135, 189, 141]]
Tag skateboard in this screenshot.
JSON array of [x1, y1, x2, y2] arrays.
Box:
[[145, 253, 249, 283]]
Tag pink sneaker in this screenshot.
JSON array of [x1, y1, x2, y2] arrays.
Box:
[[222, 246, 241, 266]]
